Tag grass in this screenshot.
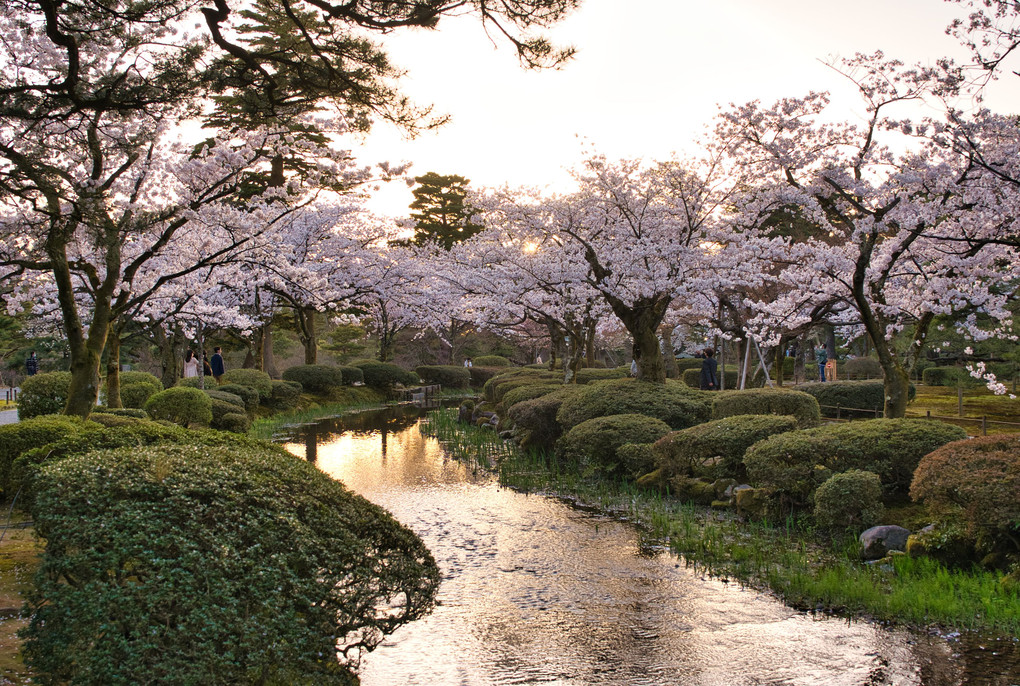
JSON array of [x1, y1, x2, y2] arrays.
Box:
[[905, 384, 1020, 435], [0, 511, 38, 684], [424, 409, 1020, 636], [249, 388, 387, 439]]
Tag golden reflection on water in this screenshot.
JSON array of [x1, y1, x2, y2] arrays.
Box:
[[280, 411, 1015, 686]]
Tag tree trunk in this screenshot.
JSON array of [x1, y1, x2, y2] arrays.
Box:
[[607, 296, 669, 383], [261, 321, 279, 378], [661, 326, 679, 379], [632, 326, 666, 383], [105, 328, 123, 408], [774, 335, 785, 388], [881, 363, 911, 418], [297, 306, 318, 364]]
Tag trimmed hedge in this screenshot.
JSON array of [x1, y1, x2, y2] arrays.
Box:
[[218, 383, 260, 410], [214, 412, 251, 433], [87, 413, 141, 428], [119, 382, 161, 409], [911, 434, 1020, 560], [17, 371, 72, 420], [338, 366, 364, 386], [813, 470, 884, 530], [500, 383, 563, 411], [282, 364, 346, 394], [117, 371, 164, 388], [921, 366, 969, 387], [263, 380, 302, 411], [575, 368, 629, 384], [473, 355, 511, 367], [711, 388, 820, 427], [467, 366, 502, 388], [681, 367, 743, 389], [743, 419, 967, 509], [0, 415, 98, 500], [798, 380, 916, 418], [653, 414, 799, 481], [414, 365, 471, 389], [351, 360, 418, 392], [482, 369, 559, 402], [556, 379, 711, 431], [144, 387, 213, 428], [558, 413, 672, 477], [221, 369, 274, 400], [205, 389, 245, 409], [843, 357, 883, 380], [23, 440, 441, 684], [504, 386, 584, 450]]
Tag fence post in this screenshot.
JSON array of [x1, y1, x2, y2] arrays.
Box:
[[926, 410, 931, 420], [958, 385, 964, 418], [982, 416, 987, 436], [836, 404, 841, 420]]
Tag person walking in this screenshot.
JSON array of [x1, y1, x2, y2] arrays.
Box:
[[699, 348, 719, 390], [210, 347, 225, 384], [25, 351, 39, 376], [183, 349, 200, 378]]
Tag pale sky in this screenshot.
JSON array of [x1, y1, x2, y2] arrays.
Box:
[[358, 0, 1020, 216]]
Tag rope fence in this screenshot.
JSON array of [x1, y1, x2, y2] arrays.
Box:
[[819, 404, 1020, 435]]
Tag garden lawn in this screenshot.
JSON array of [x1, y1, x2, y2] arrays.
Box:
[[0, 515, 37, 685], [905, 385, 1020, 435]]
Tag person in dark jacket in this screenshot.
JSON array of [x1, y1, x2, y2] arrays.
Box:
[[699, 348, 718, 390], [25, 351, 39, 376], [210, 347, 225, 384]]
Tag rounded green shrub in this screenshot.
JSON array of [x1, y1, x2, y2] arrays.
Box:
[[483, 369, 559, 402], [556, 379, 711, 432], [118, 370, 164, 388], [558, 413, 672, 477], [843, 357, 883, 380], [0, 415, 98, 499], [92, 407, 148, 419], [575, 368, 629, 384], [911, 434, 1020, 560], [17, 371, 73, 420], [205, 389, 245, 409], [338, 365, 364, 386], [505, 385, 584, 450], [473, 355, 511, 367], [414, 365, 471, 389], [616, 443, 657, 478], [217, 383, 260, 410], [351, 360, 418, 392], [744, 419, 967, 509], [263, 380, 302, 411], [282, 364, 346, 394], [144, 387, 213, 428], [23, 441, 440, 685], [711, 388, 820, 427], [213, 412, 251, 433], [500, 383, 563, 411], [87, 412, 142, 428], [176, 376, 212, 389], [921, 366, 969, 387], [813, 469, 884, 530], [221, 368, 274, 400], [119, 381, 161, 409], [798, 380, 916, 418], [653, 414, 799, 481], [467, 366, 502, 387], [681, 367, 746, 389]]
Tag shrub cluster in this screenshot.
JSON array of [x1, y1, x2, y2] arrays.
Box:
[[681, 368, 744, 389], [472, 355, 511, 367], [482, 368, 559, 402], [575, 368, 629, 384], [221, 369, 274, 400], [500, 383, 563, 412], [558, 413, 672, 477], [144, 386, 213, 428], [813, 469, 884, 530], [843, 357, 883, 380], [204, 390, 250, 433], [414, 365, 471, 389], [217, 383, 260, 410], [351, 360, 418, 392], [119, 381, 161, 409], [921, 366, 969, 387], [338, 365, 364, 386], [467, 366, 503, 387], [653, 414, 799, 481], [743, 419, 967, 509], [23, 439, 441, 684], [556, 379, 711, 431], [504, 386, 584, 450], [282, 364, 346, 394], [911, 434, 1020, 560], [17, 371, 72, 420], [0, 415, 98, 500], [264, 380, 303, 411], [711, 388, 820, 427], [798, 380, 915, 418]]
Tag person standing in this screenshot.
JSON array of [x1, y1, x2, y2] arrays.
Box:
[[699, 348, 719, 390], [183, 349, 200, 378], [25, 351, 39, 376], [815, 346, 827, 382], [210, 347, 225, 384]]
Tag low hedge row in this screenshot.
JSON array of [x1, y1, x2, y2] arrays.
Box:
[[921, 366, 970, 387], [23, 437, 441, 684], [711, 388, 820, 426], [797, 380, 915, 418], [145, 387, 213, 428], [351, 360, 418, 392], [500, 383, 563, 412], [472, 355, 511, 367], [0, 415, 99, 500], [414, 365, 471, 389], [281, 364, 345, 394], [556, 379, 711, 432]]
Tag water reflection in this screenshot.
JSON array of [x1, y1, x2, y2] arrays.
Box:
[[279, 408, 1020, 686]]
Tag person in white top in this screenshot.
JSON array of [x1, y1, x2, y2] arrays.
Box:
[[183, 349, 200, 378]]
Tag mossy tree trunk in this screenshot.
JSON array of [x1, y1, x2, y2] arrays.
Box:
[[104, 325, 124, 408]]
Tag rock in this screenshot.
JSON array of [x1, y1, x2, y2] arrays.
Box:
[[710, 499, 732, 510], [498, 430, 514, 440], [735, 487, 769, 519], [859, 525, 911, 560], [635, 468, 668, 493], [711, 478, 737, 499], [728, 484, 752, 500]]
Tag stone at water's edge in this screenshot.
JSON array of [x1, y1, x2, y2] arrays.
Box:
[[860, 525, 911, 560], [734, 486, 768, 519]]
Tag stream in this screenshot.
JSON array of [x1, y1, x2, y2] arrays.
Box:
[[278, 405, 1020, 686]]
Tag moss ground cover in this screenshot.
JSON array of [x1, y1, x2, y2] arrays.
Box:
[[903, 385, 1020, 434], [426, 409, 1020, 635]]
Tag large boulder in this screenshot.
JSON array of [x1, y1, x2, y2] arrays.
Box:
[[859, 525, 911, 560]]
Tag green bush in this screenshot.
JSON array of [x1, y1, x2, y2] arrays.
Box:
[[118, 371, 164, 388], [681, 367, 745, 389], [483, 369, 559, 402], [556, 379, 712, 432], [813, 470, 884, 530], [911, 434, 1020, 560], [208, 398, 244, 424], [473, 355, 511, 367], [467, 366, 502, 387], [263, 380, 303, 411], [653, 414, 799, 481], [798, 380, 916, 418], [282, 364, 346, 394], [144, 387, 213, 428], [616, 443, 657, 478], [674, 358, 705, 374], [0, 415, 98, 500], [87, 412, 142, 428], [743, 419, 967, 509], [711, 388, 820, 427], [217, 383, 260, 410], [558, 413, 673, 477], [205, 389, 245, 409], [17, 371, 72, 420], [221, 369, 274, 400], [338, 365, 364, 386], [175, 376, 207, 389], [504, 386, 584, 450], [23, 440, 440, 685], [351, 360, 418, 392], [91, 407, 149, 419], [500, 383, 563, 411], [213, 412, 251, 433], [575, 368, 629, 384], [119, 381, 161, 409], [922, 366, 970, 387], [843, 357, 883, 380], [414, 365, 471, 389]]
